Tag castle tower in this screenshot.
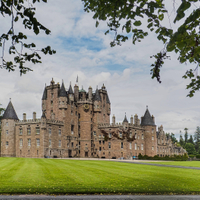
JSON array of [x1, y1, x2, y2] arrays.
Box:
[[141, 106, 157, 157], [122, 113, 128, 129], [42, 84, 47, 113], [58, 81, 68, 111], [1, 100, 19, 157], [74, 84, 79, 101], [68, 83, 74, 102]]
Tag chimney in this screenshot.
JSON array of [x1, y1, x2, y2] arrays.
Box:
[[112, 115, 115, 124], [130, 115, 133, 124], [33, 112, 36, 120], [88, 86, 92, 100], [23, 113, 26, 121]]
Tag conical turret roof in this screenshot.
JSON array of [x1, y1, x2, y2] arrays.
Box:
[[106, 93, 110, 104], [93, 88, 101, 101], [2, 101, 18, 120], [141, 107, 155, 126], [42, 85, 47, 100], [68, 84, 73, 94], [123, 114, 128, 123], [59, 81, 67, 97]]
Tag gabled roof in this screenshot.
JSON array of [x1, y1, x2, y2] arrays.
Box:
[[68, 84, 73, 94], [106, 93, 110, 104], [59, 82, 67, 97], [123, 114, 128, 123], [93, 88, 101, 101], [141, 107, 155, 126], [2, 101, 18, 120], [42, 85, 47, 100]]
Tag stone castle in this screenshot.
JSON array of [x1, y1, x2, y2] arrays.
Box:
[[0, 78, 186, 158]]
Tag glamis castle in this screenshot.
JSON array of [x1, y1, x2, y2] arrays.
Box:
[[0, 78, 186, 158]]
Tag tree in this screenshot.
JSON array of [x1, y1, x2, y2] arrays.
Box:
[[184, 128, 188, 144], [194, 126, 200, 153], [179, 134, 184, 147], [0, 0, 56, 75], [185, 143, 196, 155], [82, 0, 200, 97], [170, 133, 177, 143], [188, 135, 194, 144]]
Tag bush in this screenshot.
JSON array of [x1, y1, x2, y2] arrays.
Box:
[[137, 154, 188, 161], [189, 155, 195, 158], [196, 154, 200, 159]]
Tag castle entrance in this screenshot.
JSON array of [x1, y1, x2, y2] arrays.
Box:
[[68, 149, 72, 157], [85, 152, 88, 157]]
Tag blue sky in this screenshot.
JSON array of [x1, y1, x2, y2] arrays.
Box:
[[0, 0, 200, 140]]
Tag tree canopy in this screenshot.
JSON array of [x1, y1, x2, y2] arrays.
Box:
[[82, 0, 200, 97], [0, 0, 56, 75]]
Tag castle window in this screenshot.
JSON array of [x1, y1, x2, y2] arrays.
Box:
[[152, 136, 154, 140], [138, 135, 140, 139], [28, 139, 31, 147], [152, 128, 154, 133], [36, 139, 40, 147], [71, 125, 74, 134], [6, 141, 9, 146], [19, 128, 23, 135], [58, 129, 61, 136], [19, 139, 23, 147], [78, 113, 80, 119], [108, 142, 111, 149], [152, 146, 154, 151], [6, 122, 8, 126], [103, 141, 105, 145], [36, 127, 40, 135], [71, 110, 73, 115], [59, 140, 61, 147], [51, 101, 53, 106], [49, 139, 51, 147], [93, 131, 96, 136], [135, 133, 137, 138], [99, 147, 101, 151], [6, 130, 8, 135], [71, 142, 74, 148], [137, 146, 139, 150], [27, 128, 31, 135], [99, 141, 101, 145], [49, 128, 51, 135], [99, 135, 101, 139], [109, 133, 111, 138], [129, 132, 132, 138], [142, 134, 144, 139], [135, 143, 137, 150], [119, 132, 122, 138], [141, 144, 143, 150], [121, 142, 123, 149], [51, 93, 54, 99], [129, 143, 132, 149]]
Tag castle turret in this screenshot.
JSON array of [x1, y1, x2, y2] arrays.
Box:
[[112, 115, 115, 125], [88, 86, 92, 101], [42, 84, 47, 113], [58, 81, 67, 109], [68, 83, 74, 102], [93, 87, 101, 112], [74, 84, 79, 101], [1, 100, 18, 157], [141, 106, 157, 157], [130, 115, 133, 124], [79, 86, 86, 101]]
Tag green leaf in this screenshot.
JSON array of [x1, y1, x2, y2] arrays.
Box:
[[134, 20, 142, 26]]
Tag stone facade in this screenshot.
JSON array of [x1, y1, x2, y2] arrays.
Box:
[[0, 78, 187, 158]]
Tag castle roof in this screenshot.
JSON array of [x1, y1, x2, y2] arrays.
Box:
[[106, 93, 110, 104], [68, 84, 73, 94], [2, 101, 18, 120], [79, 86, 86, 93], [42, 85, 47, 100], [59, 82, 67, 97], [123, 114, 128, 123], [93, 88, 101, 101], [141, 107, 155, 126]]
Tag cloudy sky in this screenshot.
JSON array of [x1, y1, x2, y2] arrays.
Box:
[[0, 0, 199, 139]]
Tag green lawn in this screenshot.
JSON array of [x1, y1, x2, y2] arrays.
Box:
[[148, 161, 200, 167], [0, 157, 200, 195]]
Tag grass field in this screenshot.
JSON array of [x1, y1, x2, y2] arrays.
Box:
[[148, 161, 200, 167], [0, 157, 200, 195]]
